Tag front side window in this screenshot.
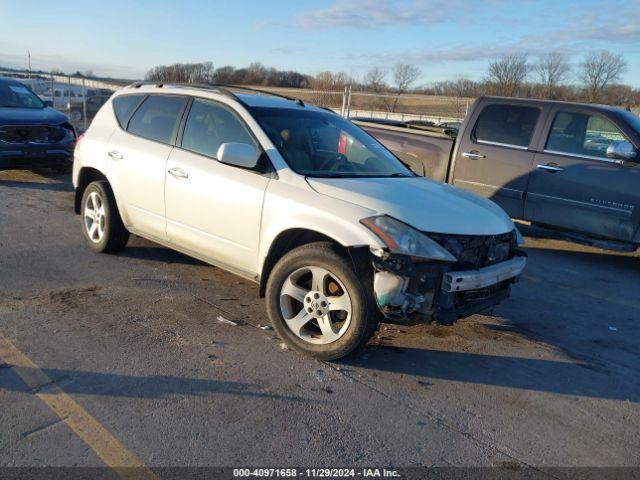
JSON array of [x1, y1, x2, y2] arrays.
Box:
[[112, 94, 145, 128], [181, 98, 257, 158], [127, 95, 187, 144], [474, 104, 539, 148], [0, 82, 45, 109], [249, 107, 413, 178], [546, 111, 626, 158]]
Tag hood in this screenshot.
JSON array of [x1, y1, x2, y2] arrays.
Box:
[[0, 106, 69, 126], [306, 176, 514, 236]]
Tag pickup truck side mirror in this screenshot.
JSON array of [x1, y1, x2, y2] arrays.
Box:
[[216, 142, 259, 169], [606, 140, 639, 166]]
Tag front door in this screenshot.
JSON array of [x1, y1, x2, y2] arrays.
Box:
[[165, 98, 270, 275], [452, 102, 542, 219], [525, 108, 640, 242]]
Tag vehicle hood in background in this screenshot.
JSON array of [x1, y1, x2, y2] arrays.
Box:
[[0, 107, 68, 126], [306, 176, 514, 235]]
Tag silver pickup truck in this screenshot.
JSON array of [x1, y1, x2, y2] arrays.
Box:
[[358, 96, 640, 252]]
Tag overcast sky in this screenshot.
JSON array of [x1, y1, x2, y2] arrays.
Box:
[[1, 0, 639, 86]]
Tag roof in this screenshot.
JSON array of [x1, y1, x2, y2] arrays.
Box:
[[118, 82, 329, 113], [0, 76, 23, 86]]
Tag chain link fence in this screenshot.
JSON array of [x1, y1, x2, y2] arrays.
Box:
[[2, 70, 473, 131]]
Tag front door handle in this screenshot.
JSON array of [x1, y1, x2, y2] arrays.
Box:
[[108, 150, 123, 160], [536, 163, 564, 173], [462, 150, 486, 160], [168, 167, 188, 179]]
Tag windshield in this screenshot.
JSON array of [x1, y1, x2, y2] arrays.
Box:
[[0, 82, 45, 109], [250, 107, 413, 178]]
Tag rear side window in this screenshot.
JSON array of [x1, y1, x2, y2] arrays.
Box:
[[127, 95, 187, 144], [546, 111, 627, 158], [474, 104, 540, 148], [181, 98, 257, 158], [112, 94, 145, 128]]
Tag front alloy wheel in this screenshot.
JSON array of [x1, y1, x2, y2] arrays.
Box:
[[266, 242, 378, 360], [279, 266, 352, 345]]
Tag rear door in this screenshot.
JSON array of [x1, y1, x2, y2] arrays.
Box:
[[165, 98, 270, 275], [106, 94, 188, 240], [451, 101, 544, 219], [525, 107, 640, 241]]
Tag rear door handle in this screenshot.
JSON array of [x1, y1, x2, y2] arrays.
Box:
[[108, 150, 123, 160], [536, 164, 564, 173], [462, 151, 486, 159], [168, 167, 188, 179]]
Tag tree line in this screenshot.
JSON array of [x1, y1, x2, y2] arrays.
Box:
[[144, 50, 638, 108]]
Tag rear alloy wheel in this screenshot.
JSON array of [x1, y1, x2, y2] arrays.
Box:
[[80, 181, 129, 253], [266, 242, 378, 360]]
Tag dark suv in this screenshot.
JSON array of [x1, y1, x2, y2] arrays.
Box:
[[0, 76, 76, 172]]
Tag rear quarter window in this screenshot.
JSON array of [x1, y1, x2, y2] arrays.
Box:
[[112, 94, 145, 128], [126, 95, 187, 144], [473, 104, 540, 148]]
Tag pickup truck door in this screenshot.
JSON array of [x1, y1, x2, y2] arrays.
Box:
[[451, 103, 543, 219], [451, 101, 542, 218], [525, 107, 640, 242], [164, 98, 270, 276]]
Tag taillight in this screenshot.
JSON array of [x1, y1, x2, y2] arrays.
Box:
[[74, 133, 85, 155], [337, 132, 347, 155]]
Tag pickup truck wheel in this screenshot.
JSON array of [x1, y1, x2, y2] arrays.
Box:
[[266, 242, 377, 360], [80, 181, 129, 253]]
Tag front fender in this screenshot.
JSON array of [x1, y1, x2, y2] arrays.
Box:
[[258, 180, 384, 273]]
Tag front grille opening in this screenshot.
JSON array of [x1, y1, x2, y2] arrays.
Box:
[[428, 231, 516, 270], [0, 125, 67, 144]]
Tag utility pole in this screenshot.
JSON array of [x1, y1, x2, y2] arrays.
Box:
[[27, 51, 31, 78]]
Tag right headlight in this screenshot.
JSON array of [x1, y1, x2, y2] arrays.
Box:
[[360, 215, 457, 262]]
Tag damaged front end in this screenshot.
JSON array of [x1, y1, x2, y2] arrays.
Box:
[[361, 216, 526, 326]]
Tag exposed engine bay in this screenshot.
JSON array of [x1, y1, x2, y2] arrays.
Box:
[[370, 231, 527, 325]]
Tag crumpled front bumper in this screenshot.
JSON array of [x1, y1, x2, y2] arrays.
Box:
[[441, 256, 527, 293]]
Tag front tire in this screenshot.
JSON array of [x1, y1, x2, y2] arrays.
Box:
[[80, 181, 129, 253], [266, 242, 378, 360]]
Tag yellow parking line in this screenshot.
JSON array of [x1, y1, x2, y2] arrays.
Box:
[[0, 334, 158, 480]]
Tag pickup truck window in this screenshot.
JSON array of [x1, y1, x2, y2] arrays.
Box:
[[250, 107, 413, 178], [473, 104, 539, 148], [127, 95, 187, 144], [181, 98, 258, 159], [546, 111, 626, 159]]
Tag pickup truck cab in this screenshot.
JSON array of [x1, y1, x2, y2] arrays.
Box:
[[73, 84, 526, 360], [361, 97, 640, 251]]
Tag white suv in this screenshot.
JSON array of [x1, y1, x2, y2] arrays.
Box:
[[73, 83, 526, 360]]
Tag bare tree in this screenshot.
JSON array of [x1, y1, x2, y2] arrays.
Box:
[[146, 62, 215, 84], [391, 63, 420, 111], [580, 50, 627, 103], [534, 52, 571, 99], [486, 54, 529, 97], [363, 67, 388, 92]]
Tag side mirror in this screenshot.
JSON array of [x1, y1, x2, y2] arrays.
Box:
[[606, 140, 638, 166], [216, 142, 259, 169]]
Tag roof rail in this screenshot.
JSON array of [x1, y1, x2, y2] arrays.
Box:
[[125, 81, 305, 106]]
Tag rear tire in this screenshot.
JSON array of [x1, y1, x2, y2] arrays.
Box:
[[80, 180, 129, 253], [266, 242, 378, 360]]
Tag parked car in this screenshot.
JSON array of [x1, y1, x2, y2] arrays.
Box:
[[0, 76, 75, 172], [359, 97, 640, 252], [73, 83, 526, 359]]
